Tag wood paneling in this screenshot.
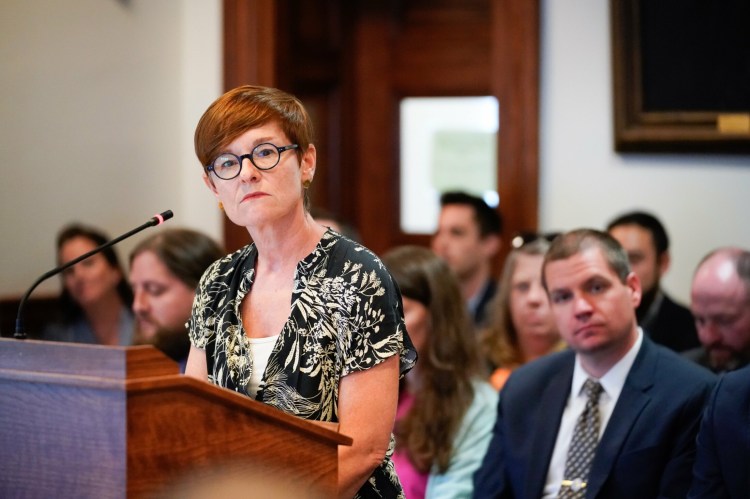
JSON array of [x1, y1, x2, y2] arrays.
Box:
[[222, 0, 540, 261]]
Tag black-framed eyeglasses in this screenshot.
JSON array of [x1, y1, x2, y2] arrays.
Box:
[[206, 143, 299, 180], [511, 231, 560, 249]]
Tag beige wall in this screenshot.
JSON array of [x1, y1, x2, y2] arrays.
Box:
[[1, 0, 749, 308], [0, 0, 222, 297]]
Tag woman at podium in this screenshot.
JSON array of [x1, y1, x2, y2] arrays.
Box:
[[185, 85, 417, 498]]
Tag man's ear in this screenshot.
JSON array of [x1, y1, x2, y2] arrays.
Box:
[[657, 251, 671, 277], [481, 233, 502, 258], [626, 271, 642, 309]]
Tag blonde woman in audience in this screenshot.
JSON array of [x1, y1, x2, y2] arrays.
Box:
[[481, 235, 564, 390], [382, 245, 497, 499]]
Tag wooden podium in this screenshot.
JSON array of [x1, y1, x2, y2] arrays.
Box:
[[0, 338, 351, 498]]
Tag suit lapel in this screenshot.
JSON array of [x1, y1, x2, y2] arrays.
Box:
[[525, 356, 574, 499], [586, 339, 657, 497]]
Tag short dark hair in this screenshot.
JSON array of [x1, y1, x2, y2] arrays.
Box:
[[439, 191, 502, 237], [542, 228, 631, 291], [606, 210, 669, 255]]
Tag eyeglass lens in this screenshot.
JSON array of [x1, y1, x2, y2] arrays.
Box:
[[210, 143, 287, 179]]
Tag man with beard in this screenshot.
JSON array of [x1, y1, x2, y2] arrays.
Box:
[[686, 247, 750, 373], [129, 228, 224, 371], [607, 211, 699, 352], [432, 191, 503, 328]]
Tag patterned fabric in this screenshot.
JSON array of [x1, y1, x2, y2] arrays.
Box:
[[558, 379, 603, 499], [189, 229, 417, 498]]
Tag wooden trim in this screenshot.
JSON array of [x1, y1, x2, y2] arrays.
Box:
[[492, 0, 540, 263], [611, 0, 750, 152]]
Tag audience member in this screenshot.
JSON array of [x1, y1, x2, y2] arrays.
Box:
[[310, 206, 361, 242], [382, 246, 496, 499], [689, 365, 750, 499], [42, 224, 134, 345], [607, 210, 699, 351], [474, 229, 716, 498], [185, 85, 416, 498], [480, 237, 564, 391], [431, 191, 502, 327], [129, 228, 224, 371], [685, 247, 750, 373]]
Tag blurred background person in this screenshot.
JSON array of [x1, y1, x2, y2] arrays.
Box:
[[431, 191, 503, 328], [382, 245, 496, 499], [607, 210, 700, 352], [481, 236, 564, 390], [42, 224, 134, 345], [686, 247, 750, 373], [310, 206, 361, 242], [129, 228, 224, 371], [186, 85, 416, 498]]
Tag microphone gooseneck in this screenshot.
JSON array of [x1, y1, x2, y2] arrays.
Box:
[[13, 210, 175, 340]]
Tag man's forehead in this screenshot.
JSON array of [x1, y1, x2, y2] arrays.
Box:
[[692, 277, 747, 305], [440, 205, 479, 228], [546, 248, 615, 283]]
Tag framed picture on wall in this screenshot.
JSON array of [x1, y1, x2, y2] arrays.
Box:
[[611, 0, 750, 153]]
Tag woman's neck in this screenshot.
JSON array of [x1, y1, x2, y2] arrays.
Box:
[[251, 212, 326, 272], [84, 291, 125, 346]]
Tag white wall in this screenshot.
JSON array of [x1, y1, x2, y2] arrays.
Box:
[[0, 0, 222, 297], [539, 0, 750, 304]]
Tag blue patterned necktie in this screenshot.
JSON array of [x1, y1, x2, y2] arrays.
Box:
[[558, 378, 604, 498]]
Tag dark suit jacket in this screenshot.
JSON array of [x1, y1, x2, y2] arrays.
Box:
[[473, 279, 497, 328], [689, 366, 750, 498], [643, 292, 700, 352], [473, 337, 716, 499]]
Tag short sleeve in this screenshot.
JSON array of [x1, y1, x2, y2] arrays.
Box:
[[338, 249, 417, 378]]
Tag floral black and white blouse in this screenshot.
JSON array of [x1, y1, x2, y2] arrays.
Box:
[[188, 229, 417, 498]]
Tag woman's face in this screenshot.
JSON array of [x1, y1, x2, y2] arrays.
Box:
[[60, 236, 122, 308], [509, 253, 559, 355], [203, 121, 316, 230], [402, 296, 431, 355], [129, 250, 196, 340]]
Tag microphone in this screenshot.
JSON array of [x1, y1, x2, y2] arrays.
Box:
[[13, 210, 174, 340]]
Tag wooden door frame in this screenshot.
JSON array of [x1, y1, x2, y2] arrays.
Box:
[[221, 0, 540, 261]]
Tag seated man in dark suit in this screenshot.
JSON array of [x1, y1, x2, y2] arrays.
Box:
[[607, 210, 699, 352], [689, 365, 750, 498], [685, 247, 750, 373], [474, 229, 716, 499]]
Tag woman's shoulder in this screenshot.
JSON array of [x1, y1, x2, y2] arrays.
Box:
[[322, 232, 393, 277], [470, 379, 499, 409], [201, 244, 256, 281]]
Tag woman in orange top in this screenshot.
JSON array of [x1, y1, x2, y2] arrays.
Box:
[[481, 236, 565, 390]]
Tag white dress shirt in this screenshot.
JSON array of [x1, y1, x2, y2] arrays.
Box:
[[542, 328, 644, 498]]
